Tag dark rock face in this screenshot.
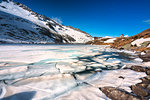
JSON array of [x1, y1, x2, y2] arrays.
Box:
[[100, 66, 150, 100], [131, 85, 149, 97], [146, 70, 150, 75], [130, 67, 150, 100], [129, 66, 148, 72], [139, 53, 150, 62], [100, 87, 140, 100]]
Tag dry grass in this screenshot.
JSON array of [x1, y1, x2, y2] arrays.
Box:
[[111, 28, 150, 49], [135, 47, 150, 52], [87, 28, 150, 52]]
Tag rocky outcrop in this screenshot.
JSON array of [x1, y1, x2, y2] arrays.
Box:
[[139, 51, 150, 62], [111, 29, 150, 52], [100, 87, 140, 100], [100, 65, 150, 100]]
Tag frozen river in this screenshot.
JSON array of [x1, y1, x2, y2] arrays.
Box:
[[0, 44, 146, 100]]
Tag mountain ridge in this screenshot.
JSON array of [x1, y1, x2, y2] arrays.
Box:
[[0, 0, 93, 44]]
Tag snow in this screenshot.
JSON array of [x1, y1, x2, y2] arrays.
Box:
[[0, 1, 49, 29], [0, 1, 93, 43], [56, 86, 110, 100], [141, 52, 146, 55], [131, 38, 150, 46], [143, 62, 150, 67], [55, 26, 93, 43], [0, 66, 27, 75], [89, 69, 146, 92], [56, 70, 146, 99], [104, 36, 113, 38], [134, 58, 143, 62], [0, 86, 6, 99], [104, 38, 116, 43], [0, 44, 146, 100], [0, 11, 54, 43]]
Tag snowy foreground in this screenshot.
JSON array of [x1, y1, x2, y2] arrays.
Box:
[[0, 44, 146, 100]]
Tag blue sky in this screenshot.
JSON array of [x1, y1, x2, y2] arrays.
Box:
[[14, 0, 150, 37]]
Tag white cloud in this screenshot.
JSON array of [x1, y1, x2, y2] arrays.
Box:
[[143, 19, 150, 24], [124, 35, 129, 37], [51, 17, 63, 24]]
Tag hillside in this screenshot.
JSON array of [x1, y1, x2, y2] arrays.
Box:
[[0, 0, 93, 44], [111, 28, 150, 52], [87, 28, 150, 52]]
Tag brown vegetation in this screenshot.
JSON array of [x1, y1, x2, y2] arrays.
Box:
[[88, 28, 150, 52], [135, 47, 150, 52], [110, 28, 150, 51]]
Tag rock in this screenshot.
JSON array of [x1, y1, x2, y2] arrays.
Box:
[[147, 67, 150, 70], [141, 41, 150, 47], [122, 44, 132, 50], [139, 53, 150, 62], [146, 70, 150, 75], [140, 77, 150, 84], [146, 75, 150, 80], [130, 66, 147, 72], [141, 52, 146, 55], [100, 87, 140, 100], [131, 85, 149, 97], [146, 84, 150, 90], [118, 76, 125, 79], [136, 83, 148, 88]]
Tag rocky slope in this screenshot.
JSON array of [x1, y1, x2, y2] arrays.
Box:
[[111, 28, 150, 52], [0, 0, 93, 44], [88, 28, 150, 52]]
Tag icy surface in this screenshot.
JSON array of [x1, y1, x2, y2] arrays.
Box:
[[0, 44, 146, 100]]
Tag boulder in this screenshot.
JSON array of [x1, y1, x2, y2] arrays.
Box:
[[146, 70, 150, 75], [130, 66, 147, 72], [136, 83, 148, 88], [131, 85, 149, 97], [139, 53, 150, 62], [100, 87, 140, 100], [122, 44, 132, 50], [141, 41, 150, 47]]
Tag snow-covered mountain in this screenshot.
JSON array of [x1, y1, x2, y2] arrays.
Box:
[[0, 0, 93, 44]]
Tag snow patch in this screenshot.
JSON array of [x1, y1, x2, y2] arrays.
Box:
[[131, 38, 150, 47], [134, 58, 143, 62], [89, 69, 146, 92], [104, 38, 116, 43]]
